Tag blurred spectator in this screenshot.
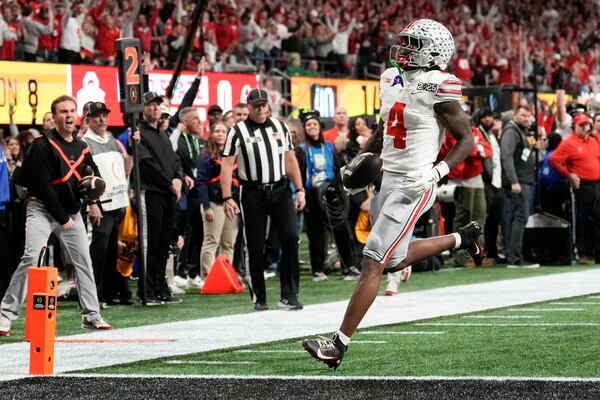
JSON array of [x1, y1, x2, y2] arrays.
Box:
[[90, 0, 120, 66], [0, 135, 10, 300], [171, 107, 205, 289], [21, 4, 53, 61], [0, 6, 19, 60], [478, 111, 504, 264], [441, 123, 492, 268], [57, 0, 82, 64], [6, 136, 26, 277], [262, 77, 293, 118], [323, 106, 349, 144], [538, 132, 568, 218], [0, 0, 598, 91], [197, 122, 239, 281]]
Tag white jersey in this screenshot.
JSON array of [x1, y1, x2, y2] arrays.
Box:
[[379, 67, 462, 174]]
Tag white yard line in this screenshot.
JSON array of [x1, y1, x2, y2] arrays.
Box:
[[550, 302, 600, 305], [416, 323, 600, 327], [235, 350, 305, 354], [60, 372, 600, 382], [462, 315, 541, 319], [350, 340, 387, 344], [360, 331, 446, 335], [164, 360, 257, 365], [509, 308, 583, 312], [1, 269, 600, 381]]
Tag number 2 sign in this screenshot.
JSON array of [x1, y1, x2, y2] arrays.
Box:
[[116, 39, 143, 114]]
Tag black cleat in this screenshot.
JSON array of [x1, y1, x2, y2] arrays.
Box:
[[457, 221, 486, 267], [301, 334, 347, 370]]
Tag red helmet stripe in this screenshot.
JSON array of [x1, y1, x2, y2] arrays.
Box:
[[402, 20, 417, 32]]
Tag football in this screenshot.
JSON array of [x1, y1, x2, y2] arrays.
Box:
[[79, 175, 106, 201], [342, 152, 383, 189]]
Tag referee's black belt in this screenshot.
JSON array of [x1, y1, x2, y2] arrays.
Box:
[[240, 179, 287, 191]]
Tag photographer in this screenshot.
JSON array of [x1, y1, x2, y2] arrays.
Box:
[[297, 110, 359, 281]]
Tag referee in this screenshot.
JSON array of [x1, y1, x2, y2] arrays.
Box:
[[220, 89, 306, 311]]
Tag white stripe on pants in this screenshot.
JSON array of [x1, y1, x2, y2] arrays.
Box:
[[0, 200, 100, 320]]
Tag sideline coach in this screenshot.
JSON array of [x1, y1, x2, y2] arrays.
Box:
[[220, 89, 306, 311], [0, 95, 111, 335]]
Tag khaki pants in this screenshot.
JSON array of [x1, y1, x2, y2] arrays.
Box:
[[200, 203, 238, 278]]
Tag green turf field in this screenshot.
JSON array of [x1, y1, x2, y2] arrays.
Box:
[[2, 264, 599, 344], [2, 265, 597, 344], [83, 293, 600, 377]]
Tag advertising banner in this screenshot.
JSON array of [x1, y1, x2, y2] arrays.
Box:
[[70, 65, 123, 126], [0, 61, 68, 125], [147, 70, 257, 123], [291, 76, 381, 118], [0, 61, 258, 127]]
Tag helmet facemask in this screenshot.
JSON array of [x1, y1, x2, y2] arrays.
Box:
[[389, 19, 455, 71], [390, 33, 433, 69]]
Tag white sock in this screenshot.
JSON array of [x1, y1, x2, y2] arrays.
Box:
[[452, 232, 462, 249], [336, 330, 351, 346]]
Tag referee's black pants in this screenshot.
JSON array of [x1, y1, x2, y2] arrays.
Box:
[[240, 181, 299, 305], [141, 191, 175, 299]]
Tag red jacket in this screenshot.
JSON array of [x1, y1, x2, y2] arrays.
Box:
[[90, 0, 120, 59], [440, 126, 492, 180], [548, 133, 600, 181]]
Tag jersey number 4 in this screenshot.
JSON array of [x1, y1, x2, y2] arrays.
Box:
[[386, 102, 407, 149]]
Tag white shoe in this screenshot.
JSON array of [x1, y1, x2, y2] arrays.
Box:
[[384, 271, 401, 296], [312, 272, 328, 282], [187, 276, 204, 289], [82, 314, 112, 330], [401, 265, 412, 283], [169, 283, 185, 295], [0, 313, 11, 336], [173, 275, 188, 288], [264, 271, 276, 280]]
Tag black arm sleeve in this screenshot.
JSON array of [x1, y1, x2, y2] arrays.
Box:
[[170, 77, 201, 128]]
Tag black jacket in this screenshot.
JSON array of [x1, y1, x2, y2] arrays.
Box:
[[136, 120, 184, 194], [20, 130, 99, 224]]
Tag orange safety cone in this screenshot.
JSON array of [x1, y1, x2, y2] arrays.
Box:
[[201, 255, 245, 294]]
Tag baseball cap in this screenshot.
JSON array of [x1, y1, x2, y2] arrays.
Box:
[[143, 91, 163, 105], [246, 89, 269, 106], [208, 104, 223, 114], [573, 113, 592, 126], [160, 104, 171, 117], [85, 102, 111, 117]]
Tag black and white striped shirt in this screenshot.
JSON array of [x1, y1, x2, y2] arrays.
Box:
[[222, 117, 293, 183]]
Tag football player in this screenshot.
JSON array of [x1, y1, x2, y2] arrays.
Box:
[[302, 19, 485, 369]]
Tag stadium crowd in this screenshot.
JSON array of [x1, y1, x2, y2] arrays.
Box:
[[0, 0, 600, 94], [1, 2, 600, 334]]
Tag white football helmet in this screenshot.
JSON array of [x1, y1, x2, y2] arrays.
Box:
[[390, 19, 455, 70]]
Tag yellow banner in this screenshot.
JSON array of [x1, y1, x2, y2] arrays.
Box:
[[0, 61, 69, 125], [291, 76, 380, 118]]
